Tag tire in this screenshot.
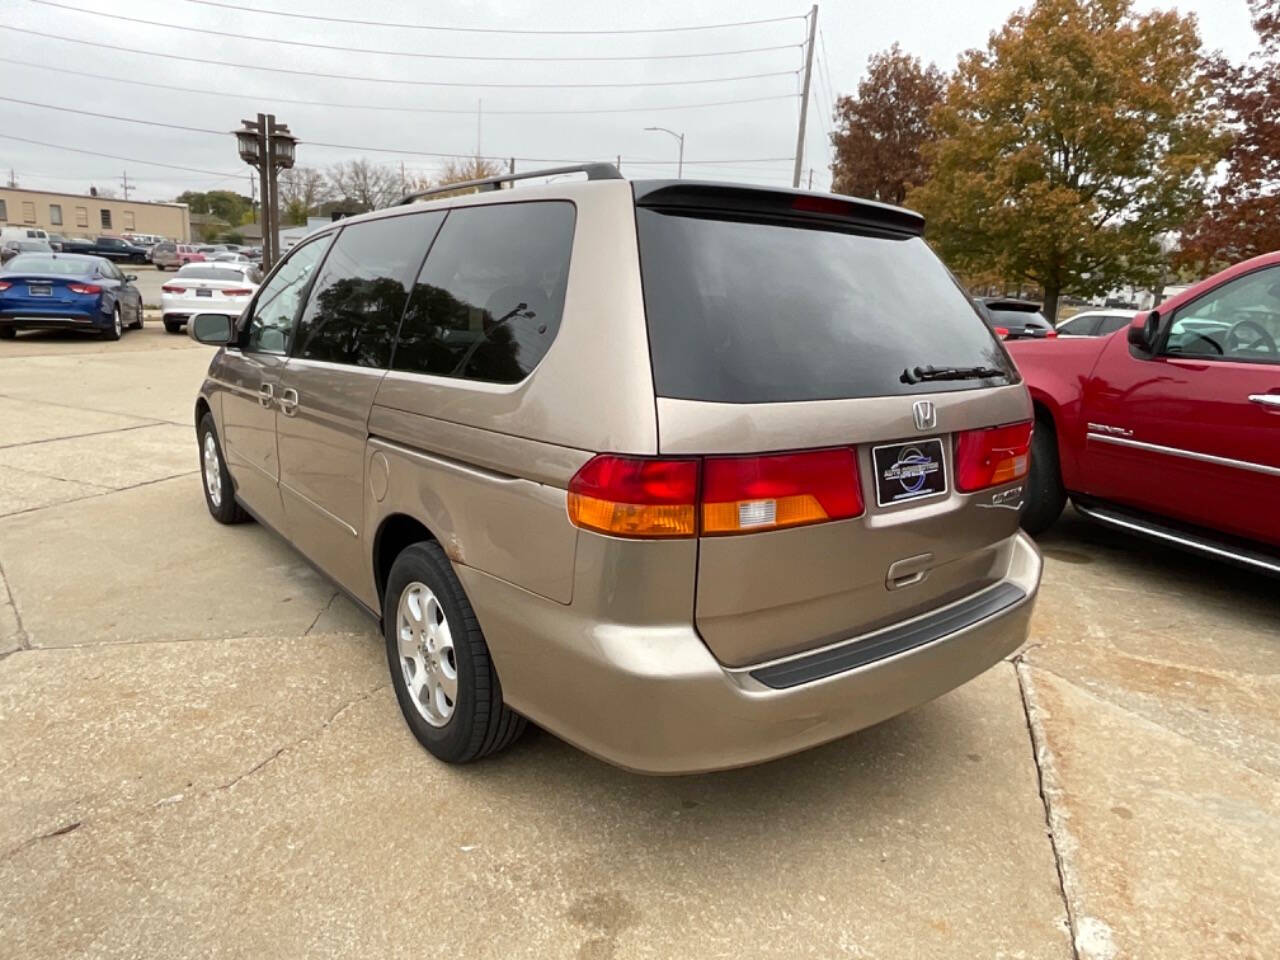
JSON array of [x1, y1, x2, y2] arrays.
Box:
[[1021, 415, 1067, 535], [132, 303, 144, 330], [164, 319, 182, 334], [0, 326, 14, 340], [103, 305, 122, 341], [197, 413, 249, 524], [383, 541, 526, 764]]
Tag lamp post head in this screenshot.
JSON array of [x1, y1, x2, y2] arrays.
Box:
[[234, 123, 261, 167], [271, 126, 297, 170]]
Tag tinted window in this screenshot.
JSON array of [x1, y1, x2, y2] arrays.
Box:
[[176, 266, 249, 282], [987, 308, 1051, 330], [1056, 315, 1097, 335], [1095, 314, 1131, 335], [637, 211, 1011, 402], [393, 202, 576, 383], [243, 235, 333, 355], [2, 255, 89, 275], [294, 212, 444, 369]]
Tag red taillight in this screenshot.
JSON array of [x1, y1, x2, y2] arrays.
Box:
[[161, 284, 186, 293], [567, 449, 863, 539], [1043, 329, 1057, 338], [567, 455, 699, 538], [791, 195, 853, 217], [221, 288, 252, 296], [702, 448, 862, 535], [994, 326, 1010, 338], [955, 421, 1033, 492], [0, 281, 10, 291], [67, 283, 101, 295]]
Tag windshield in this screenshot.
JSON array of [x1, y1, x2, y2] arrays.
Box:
[[635, 210, 1011, 402], [176, 266, 250, 282], [2, 255, 92, 275]]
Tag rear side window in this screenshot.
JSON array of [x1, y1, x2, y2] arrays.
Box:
[[1096, 314, 1131, 335], [393, 201, 576, 383], [1056, 315, 1098, 336], [636, 210, 1010, 402], [294, 212, 444, 369]]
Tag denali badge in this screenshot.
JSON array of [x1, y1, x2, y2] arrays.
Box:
[[912, 400, 937, 432]]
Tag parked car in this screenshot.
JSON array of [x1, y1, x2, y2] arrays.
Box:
[[1008, 249, 1280, 573], [208, 251, 251, 263], [0, 252, 144, 340], [1, 239, 52, 264], [196, 245, 228, 258], [978, 298, 1057, 339], [189, 166, 1042, 773], [152, 242, 206, 270], [0, 226, 51, 244], [1054, 309, 1136, 338], [59, 235, 149, 264], [161, 262, 260, 333]]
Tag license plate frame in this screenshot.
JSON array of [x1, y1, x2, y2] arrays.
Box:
[[28, 284, 52, 297], [195, 288, 213, 297], [871, 437, 949, 507]]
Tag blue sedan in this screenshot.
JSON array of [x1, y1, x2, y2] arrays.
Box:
[[0, 253, 144, 341]]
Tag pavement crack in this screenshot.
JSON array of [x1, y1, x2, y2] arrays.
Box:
[[0, 555, 30, 651], [0, 820, 81, 864], [0, 421, 160, 451], [304, 592, 340, 636], [1013, 658, 1083, 960], [0, 470, 199, 521]]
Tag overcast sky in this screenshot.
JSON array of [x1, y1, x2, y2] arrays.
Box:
[[0, 0, 1262, 204]]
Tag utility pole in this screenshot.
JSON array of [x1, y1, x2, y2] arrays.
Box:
[[807, 168, 814, 190], [616, 154, 622, 173], [6, 168, 16, 188], [120, 170, 132, 200], [792, 4, 818, 189], [249, 173, 256, 225]]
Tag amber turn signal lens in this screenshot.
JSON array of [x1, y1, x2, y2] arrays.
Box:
[[954, 421, 1033, 492]]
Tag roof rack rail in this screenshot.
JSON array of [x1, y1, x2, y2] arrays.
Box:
[[397, 162, 623, 206]]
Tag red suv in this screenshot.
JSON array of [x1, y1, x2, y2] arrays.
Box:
[[1008, 250, 1280, 574]]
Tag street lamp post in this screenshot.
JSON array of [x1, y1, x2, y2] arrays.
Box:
[[234, 114, 296, 270], [644, 126, 684, 179]]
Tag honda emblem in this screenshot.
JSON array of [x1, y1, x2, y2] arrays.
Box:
[[912, 400, 937, 432]]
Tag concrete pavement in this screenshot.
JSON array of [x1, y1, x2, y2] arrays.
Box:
[[1, 325, 1276, 958]]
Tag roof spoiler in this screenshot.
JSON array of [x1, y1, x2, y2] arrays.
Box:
[[397, 162, 623, 205], [632, 181, 925, 238]]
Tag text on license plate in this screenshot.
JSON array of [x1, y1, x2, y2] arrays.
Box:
[[196, 288, 213, 297], [871, 437, 949, 506], [29, 284, 52, 297]]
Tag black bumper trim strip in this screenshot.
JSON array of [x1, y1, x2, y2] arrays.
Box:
[[749, 581, 1027, 690]]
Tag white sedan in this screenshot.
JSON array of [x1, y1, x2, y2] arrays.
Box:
[[160, 263, 261, 334], [1054, 309, 1137, 338]]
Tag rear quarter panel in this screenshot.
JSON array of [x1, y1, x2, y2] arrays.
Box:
[[1004, 336, 1111, 491]]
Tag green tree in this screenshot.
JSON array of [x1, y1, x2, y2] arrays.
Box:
[[175, 190, 253, 226], [830, 44, 946, 205], [908, 0, 1221, 320]]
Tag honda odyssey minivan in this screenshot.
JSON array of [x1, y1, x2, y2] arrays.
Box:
[[190, 164, 1041, 773]]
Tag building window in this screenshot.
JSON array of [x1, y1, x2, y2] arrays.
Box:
[[49, 204, 62, 226], [100, 209, 112, 229], [123, 210, 135, 230], [75, 206, 88, 227], [0, 199, 7, 221], [22, 201, 36, 223]]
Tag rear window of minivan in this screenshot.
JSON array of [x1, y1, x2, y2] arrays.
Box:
[[635, 210, 1012, 403]]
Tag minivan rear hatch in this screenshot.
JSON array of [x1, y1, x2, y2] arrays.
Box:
[[634, 182, 1030, 668]]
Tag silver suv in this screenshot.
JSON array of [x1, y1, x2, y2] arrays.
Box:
[[190, 164, 1041, 773]]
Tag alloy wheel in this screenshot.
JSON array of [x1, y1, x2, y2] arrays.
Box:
[[202, 431, 222, 508], [396, 581, 458, 727]]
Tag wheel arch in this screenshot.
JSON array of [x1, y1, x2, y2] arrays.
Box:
[[373, 513, 439, 611]]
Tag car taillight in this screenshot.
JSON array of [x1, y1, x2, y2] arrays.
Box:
[[955, 421, 1033, 492], [702, 448, 862, 535], [67, 283, 101, 295], [567, 455, 699, 538], [1043, 329, 1057, 338], [567, 449, 864, 539], [222, 288, 252, 296], [994, 326, 1010, 338], [0, 281, 10, 291], [161, 284, 185, 293]]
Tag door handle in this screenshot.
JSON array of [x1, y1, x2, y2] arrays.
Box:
[[258, 383, 274, 408], [279, 387, 299, 415], [1248, 394, 1280, 409]]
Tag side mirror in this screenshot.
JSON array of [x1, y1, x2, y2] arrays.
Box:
[[190, 313, 235, 345], [124, 274, 137, 281], [1128, 310, 1159, 351]]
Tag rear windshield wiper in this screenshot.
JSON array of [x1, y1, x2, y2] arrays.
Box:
[[900, 364, 1008, 385]]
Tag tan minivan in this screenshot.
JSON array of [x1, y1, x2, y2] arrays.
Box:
[[190, 164, 1041, 773]]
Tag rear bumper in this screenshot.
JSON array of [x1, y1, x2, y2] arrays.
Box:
[[459, 531, 1042, 774], [0, 309, 108, 329]]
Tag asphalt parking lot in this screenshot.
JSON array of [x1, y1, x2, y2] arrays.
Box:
[[1, 324, 1277, 958]]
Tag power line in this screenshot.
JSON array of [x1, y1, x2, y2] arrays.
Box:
[[0, 133, 240, 177], [179, 0, 806, 35], [1, 27, 798, 89], [0, 56, 799, 117], [30, 1, 802, 62], [0, 95, 224, 136], [0, 97, 794, 168]]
